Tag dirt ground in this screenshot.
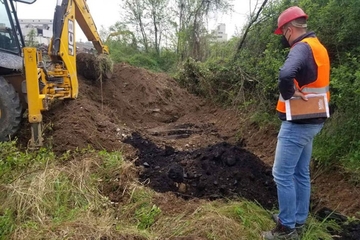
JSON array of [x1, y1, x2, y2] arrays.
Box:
[[18, 62, 360, 239]]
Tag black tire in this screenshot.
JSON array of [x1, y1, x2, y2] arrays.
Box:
[[0, 76, 22, 141]]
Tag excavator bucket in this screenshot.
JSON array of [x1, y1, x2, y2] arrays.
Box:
[[76, 53, 113, 81]]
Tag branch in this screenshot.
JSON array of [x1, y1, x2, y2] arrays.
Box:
[[233, 0, 269, 60]]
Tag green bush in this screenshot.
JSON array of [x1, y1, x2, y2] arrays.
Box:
[[128, 54, 161, 72], [313, 54, 360, 180], [174, 57, 214, 97]]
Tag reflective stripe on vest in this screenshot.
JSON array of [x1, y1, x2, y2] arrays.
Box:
[[276, 37, 330, 113], [278, 85, 330, 102]]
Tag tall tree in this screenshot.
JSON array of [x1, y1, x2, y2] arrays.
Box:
[[145, 0, 169, 55], [234, 0, 269, 60], [107, 22, 137, 49], [122, 0, 232, 59], [175, 0, 232, 61], [124, 0, 149, 52]]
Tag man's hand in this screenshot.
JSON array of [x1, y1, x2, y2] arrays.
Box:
[[293, 90, 308, 101]]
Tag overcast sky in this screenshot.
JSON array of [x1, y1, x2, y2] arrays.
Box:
[[15, 0, 258, 42]]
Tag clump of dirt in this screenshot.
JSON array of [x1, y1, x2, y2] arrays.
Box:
[[76, 53, 113, 80], [17, 62, 360, 239]]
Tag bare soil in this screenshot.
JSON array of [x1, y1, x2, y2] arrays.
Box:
[[17, 63, 360, 239]]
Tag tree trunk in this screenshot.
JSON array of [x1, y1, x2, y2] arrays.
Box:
[[234, 0, 269, 60]]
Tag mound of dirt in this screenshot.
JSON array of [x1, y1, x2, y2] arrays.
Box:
[[43, 63, 203, 152]]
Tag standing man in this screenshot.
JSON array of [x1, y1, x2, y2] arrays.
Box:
[[262, 6, 330, 240]]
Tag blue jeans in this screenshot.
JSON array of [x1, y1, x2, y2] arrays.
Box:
[[272, 121, 323, 228]]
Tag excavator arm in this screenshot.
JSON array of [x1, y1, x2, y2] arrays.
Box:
[[22, 0, 111, 148], [50, 0, 109, 58], [74, 0, 109, 54]]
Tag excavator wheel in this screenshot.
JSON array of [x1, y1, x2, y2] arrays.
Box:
[[0, 76, 22, 142]]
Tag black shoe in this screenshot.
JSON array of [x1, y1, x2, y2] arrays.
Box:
[[272, 214, 305, 235], [295, 223, 305, 235], [262, 221, 299, 239]]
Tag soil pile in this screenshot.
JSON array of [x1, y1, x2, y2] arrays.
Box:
[[44, 63, 203, 152]]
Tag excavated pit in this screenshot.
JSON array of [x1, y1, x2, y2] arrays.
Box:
[[16, 62, 360, 239], [123, 132, 277, 209]]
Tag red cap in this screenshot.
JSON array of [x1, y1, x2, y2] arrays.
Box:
[[274, 6, 308, 35]]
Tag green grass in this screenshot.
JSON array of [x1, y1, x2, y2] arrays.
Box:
[[0, 140, 344, 239]]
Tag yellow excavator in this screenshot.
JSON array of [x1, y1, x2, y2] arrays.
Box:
[[0, 0, 112, 148]]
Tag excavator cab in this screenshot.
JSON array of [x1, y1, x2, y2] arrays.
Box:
[[0, 0, 36, 54], [0, 13, 19, 55], [0, 0, 31, 72], [0, 0, 36, 143]]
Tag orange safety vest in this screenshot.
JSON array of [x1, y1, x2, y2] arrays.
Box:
[[276, 37, 330, 113]]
